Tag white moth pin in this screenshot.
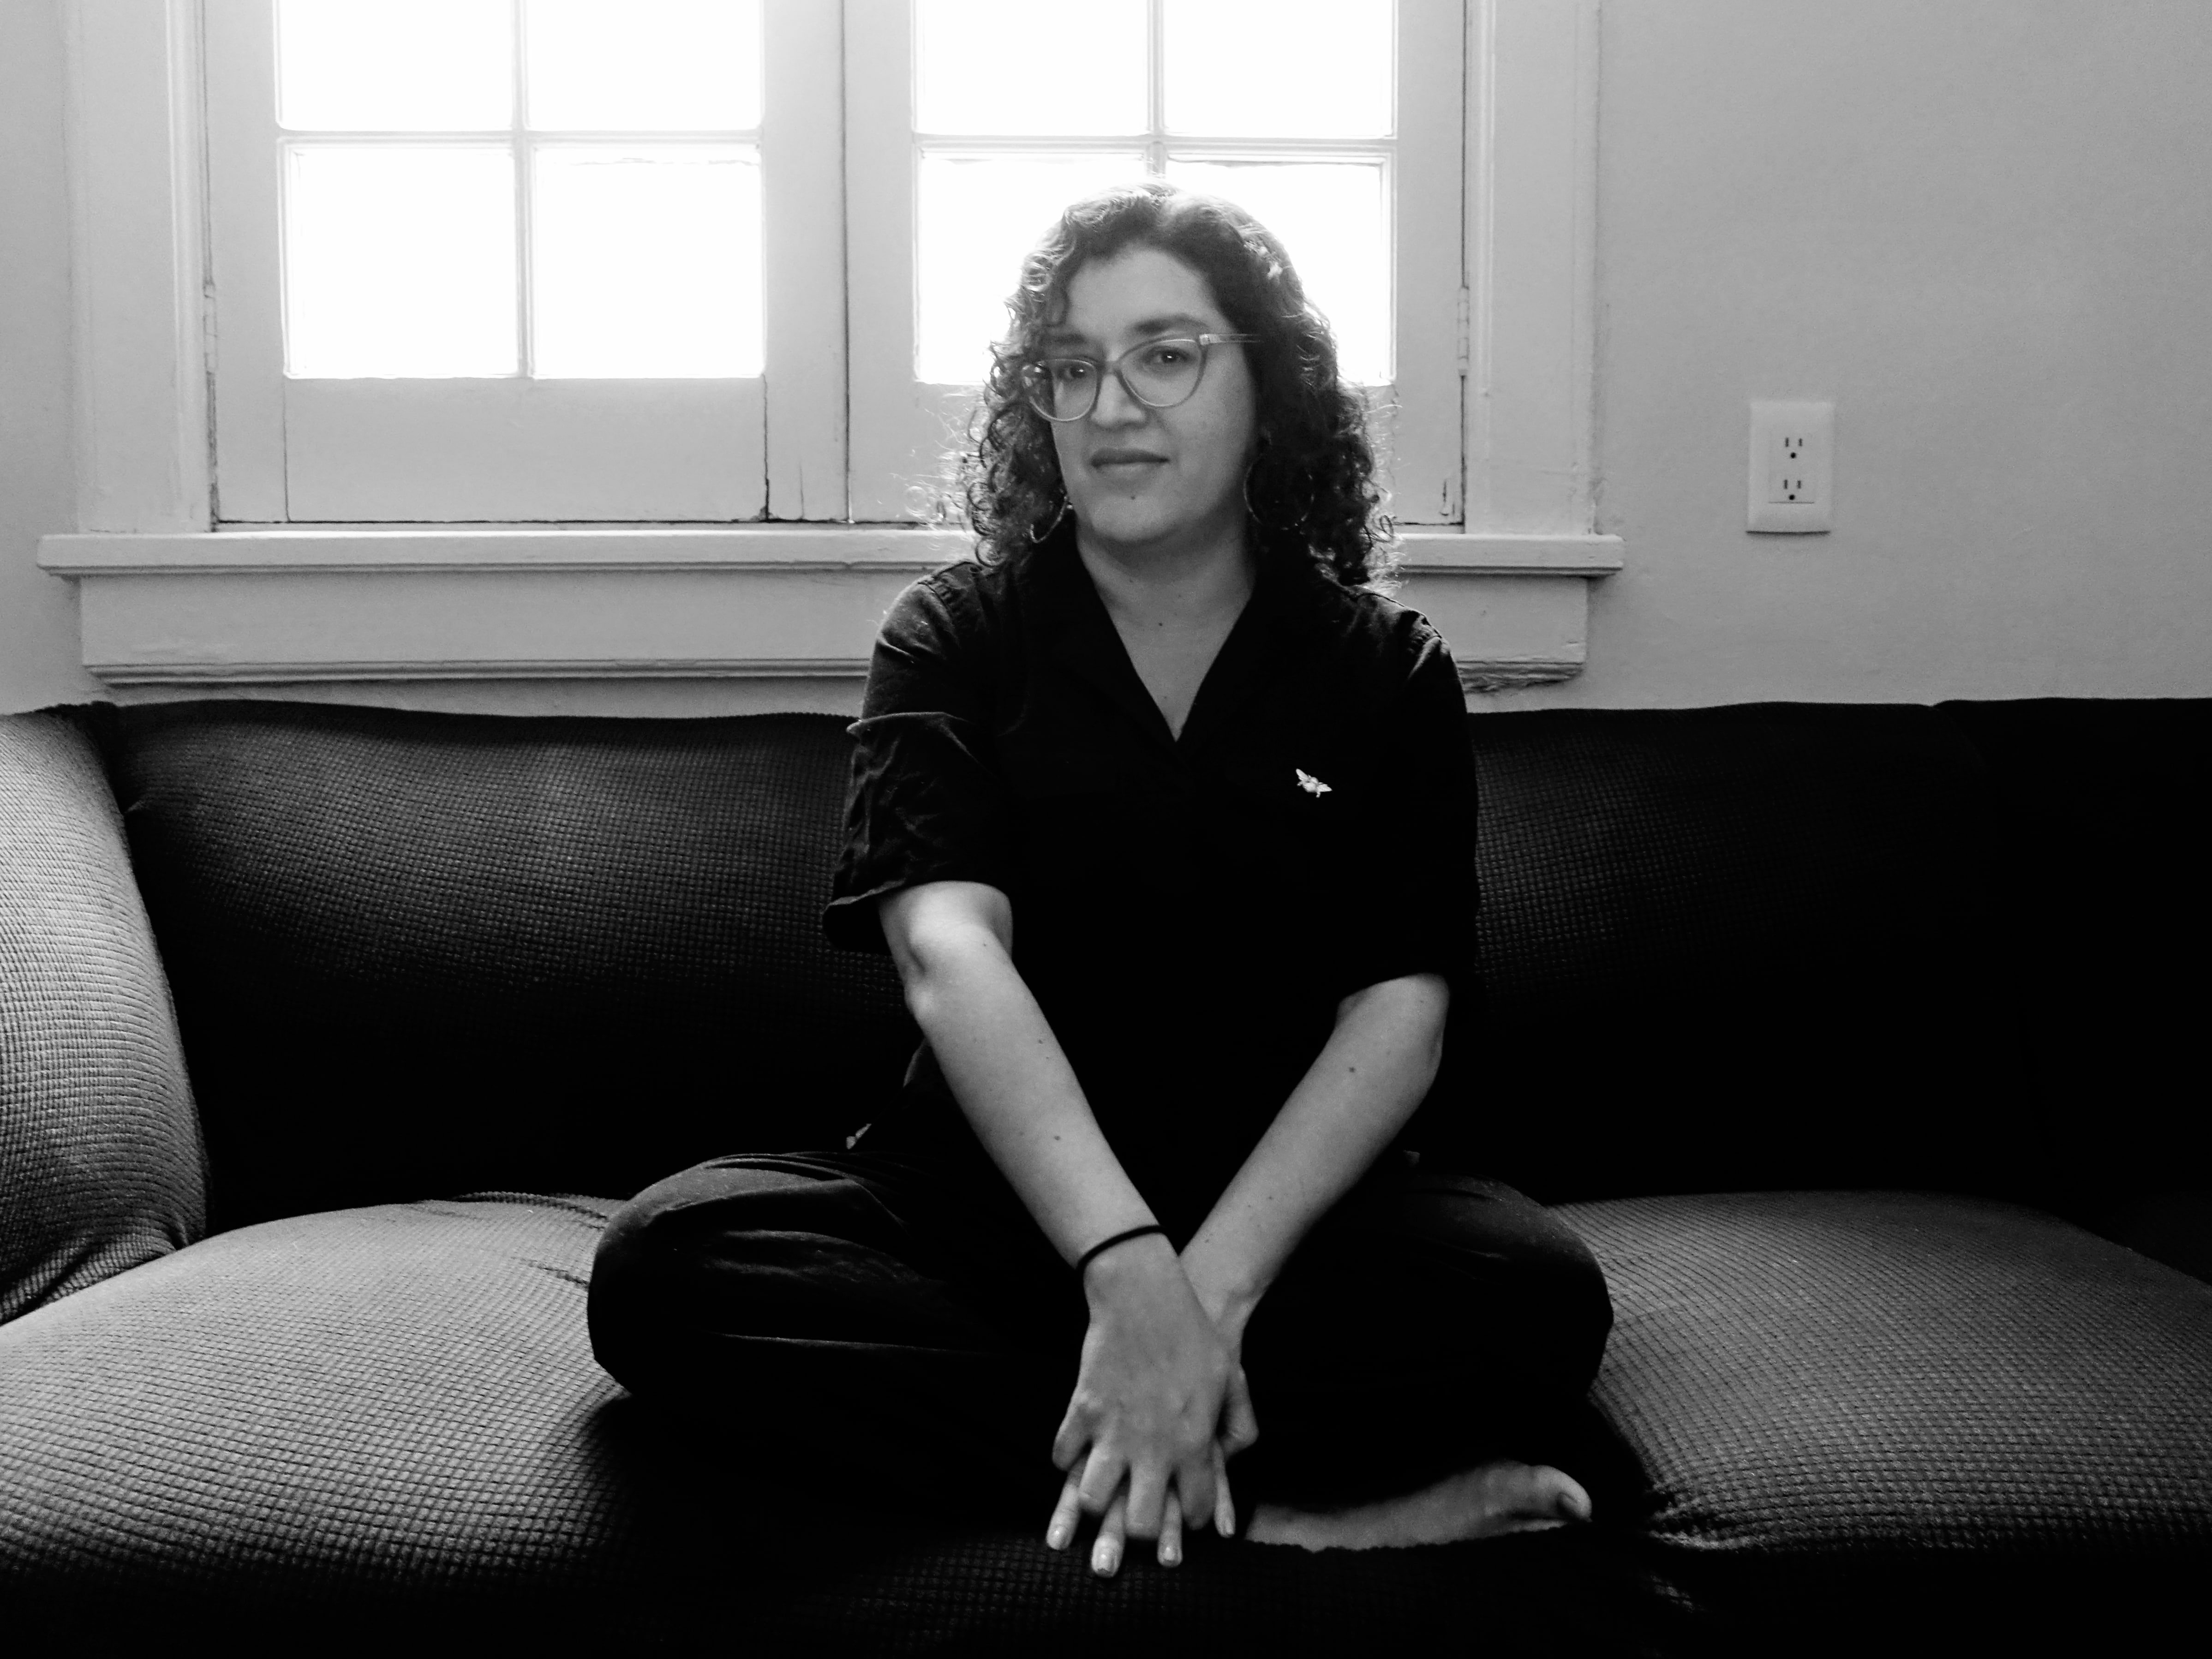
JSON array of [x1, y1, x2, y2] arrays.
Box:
[[1294, 768, 1333, 797]]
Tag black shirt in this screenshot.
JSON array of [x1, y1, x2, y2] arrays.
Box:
[[823, 527, 1479, 1235]]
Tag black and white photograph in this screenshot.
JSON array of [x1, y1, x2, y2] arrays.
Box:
[[1, 1, 2206, 1653]]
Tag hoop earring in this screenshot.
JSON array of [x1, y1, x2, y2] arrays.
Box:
[[1245, 461, 1316, 541], [1029, 493, 1071, 545]]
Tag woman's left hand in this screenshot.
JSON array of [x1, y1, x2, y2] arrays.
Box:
[[1046, 1368, 1257, 1573], [1180, 1241, 1263, 1451], [1044, 1249, 1264, 1575], [1043, 1234, 1244, 1574], [1187, 1253, 1263, 1541]]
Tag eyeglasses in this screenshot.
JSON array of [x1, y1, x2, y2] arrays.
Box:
[[1020, 333, 1259, 423]]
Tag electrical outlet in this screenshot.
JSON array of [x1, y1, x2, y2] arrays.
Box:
[[1748, 400, 1834, 533]]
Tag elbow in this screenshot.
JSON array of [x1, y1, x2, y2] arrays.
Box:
[[1402, 1005, 1447, 1094], [1339, 973, 1450, 1077], [901, 970, 953, 1035], [1415, 1022, 1447, 1092], [879, 881, 1014, 1017], [893, 920, 1013, 1035]]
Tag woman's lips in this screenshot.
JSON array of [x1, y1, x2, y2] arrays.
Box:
[[1089, 448, 1168, 472]]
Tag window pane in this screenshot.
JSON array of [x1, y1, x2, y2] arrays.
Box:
[[532, 147, 763, 377], [915, 0, 1146, 136], [1164, 0, 1393, 138], [918, 152, 1146, 383], [525, 0, 762, 132], [278, 0, 512, 131], [285, 146, 516, 377], [1167, 160, 1390, 383]]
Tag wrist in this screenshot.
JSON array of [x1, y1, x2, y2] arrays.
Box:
[[1072, 1221, 1166, 1278], [1080, 1229, 1180, 1304], [1179, 1246, 1264, 1337]]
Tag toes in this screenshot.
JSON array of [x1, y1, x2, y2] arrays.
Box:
[[1461, 1460, 1593, 1528], [1519, 1463, 1592, 1523]]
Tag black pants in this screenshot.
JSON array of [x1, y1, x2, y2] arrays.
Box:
[[588, 1147, 1612, 1511]]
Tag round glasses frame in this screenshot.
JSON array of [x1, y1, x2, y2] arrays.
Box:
[[1020, 333, 1260, 423]]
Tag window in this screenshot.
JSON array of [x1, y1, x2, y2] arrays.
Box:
[[204, 0, 1464, 526], [205, 0, 843, 521], [849, 0, 1463, 522], [49, 1, 1615, 692]]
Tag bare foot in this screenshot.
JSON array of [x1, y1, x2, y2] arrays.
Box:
[[1244, 1461, 1591, 1552]]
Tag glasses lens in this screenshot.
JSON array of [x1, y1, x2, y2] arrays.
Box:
[[1125, 338, 1204, 407], [1027, 358, 1096, 419]]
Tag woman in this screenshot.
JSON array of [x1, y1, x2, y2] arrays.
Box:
[[589, 181, 1611, 1576]]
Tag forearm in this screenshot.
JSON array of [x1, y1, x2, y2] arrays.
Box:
[[1182, 974, 1450, 1334], [883, 883, 1154, 1264]]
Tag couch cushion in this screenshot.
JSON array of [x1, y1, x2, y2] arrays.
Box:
[[0, 710, 203, 1323], [1558, 1190, 2212, 1644], [0, 1195, 642, 1606], [108, 702, 917, 1226], [1434, 704, 2024, 1205], [1938, 697, 2212, 1236], [0, 1195, 1676, 1653]]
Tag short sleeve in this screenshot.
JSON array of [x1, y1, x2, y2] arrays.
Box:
[[1328, 627, 1479, 997], [821, 575, 1014, 953]]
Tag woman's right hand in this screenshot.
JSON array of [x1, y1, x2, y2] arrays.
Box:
[[1045, 1233, 1248, 1575]]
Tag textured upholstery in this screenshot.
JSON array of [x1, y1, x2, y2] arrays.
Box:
[[0, 1192, 1677, 1654], [1438, 704, 2024, 1205], [1560, 1190, 2212, 1642], [1938, 698, 2212, 1233], [111, 698, 2039, 1223], [110, 701, 916, 1228], [6, 695, 2203, 1652], [0, 1195, 634, 1603], [0, 710, 203, 1323]]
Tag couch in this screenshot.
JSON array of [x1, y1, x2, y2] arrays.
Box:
[[2, 694, 2206, 1654]]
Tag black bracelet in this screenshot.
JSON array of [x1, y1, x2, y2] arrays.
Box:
[[1075, 1223, 1167, 1277]]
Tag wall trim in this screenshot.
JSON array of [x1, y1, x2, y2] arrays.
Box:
[[65, 0, 211, 533], [40, 526, 1625, 575], [1466, 0, 1603, 534], [40, 527, 1621, 689], [87, 657, 876, 684]]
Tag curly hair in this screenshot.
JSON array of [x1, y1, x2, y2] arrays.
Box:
[[956, 179, 1392, 589]]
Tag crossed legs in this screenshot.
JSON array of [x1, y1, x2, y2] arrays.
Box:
[[587, 1150, 1613, 1539]]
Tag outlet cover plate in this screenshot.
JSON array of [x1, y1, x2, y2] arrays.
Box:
[[1748, 399, 1835, 533]]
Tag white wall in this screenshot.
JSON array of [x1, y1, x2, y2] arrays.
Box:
[[0, 0, 100, 713], [5, 0, 2208, 717], [1504, 0, 2212, 709]]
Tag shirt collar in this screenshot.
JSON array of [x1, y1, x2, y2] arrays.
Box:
[[1013, 521, 1345, 753]]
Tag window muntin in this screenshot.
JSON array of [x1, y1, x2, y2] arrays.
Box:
[[910, 0, 1396, 387], [273, 0, 764, 381], [208, 0, 1460, 525], [915, 151, 1147, 385], [855, 0, 1457, 525]]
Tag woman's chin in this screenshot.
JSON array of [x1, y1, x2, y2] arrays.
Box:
[[1075, 502, 1229, 558]]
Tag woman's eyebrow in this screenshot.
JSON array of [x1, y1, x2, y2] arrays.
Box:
[[1125, 312, 1215, 339], [1040, 312, 1219, 351]]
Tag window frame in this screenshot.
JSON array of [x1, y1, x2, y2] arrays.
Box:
[[201, 0, 846, 524], [44, 0, 1620, 694], [845, 0, 1465, 525]]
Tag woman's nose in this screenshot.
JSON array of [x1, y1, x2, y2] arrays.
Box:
[[1089, 368, 1148, 428]]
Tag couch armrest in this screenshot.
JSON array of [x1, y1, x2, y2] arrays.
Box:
[[0, 709, 204, 1322]]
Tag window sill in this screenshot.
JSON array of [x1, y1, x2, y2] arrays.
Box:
[[38, 526, 1622, 695]]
